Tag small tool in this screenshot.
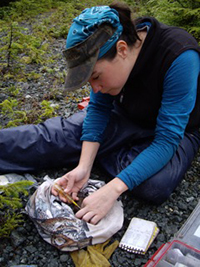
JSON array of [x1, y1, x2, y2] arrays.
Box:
[[54, 182, 81, 209]]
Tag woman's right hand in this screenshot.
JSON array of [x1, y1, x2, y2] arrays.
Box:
[[52, 141, 100, 202], [51, 165, 90, 202]]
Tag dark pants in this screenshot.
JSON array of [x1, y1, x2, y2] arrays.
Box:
[[0, 107, 200, 204]]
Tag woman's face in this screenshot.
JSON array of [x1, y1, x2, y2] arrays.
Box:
[[88, 41, 135, 96]]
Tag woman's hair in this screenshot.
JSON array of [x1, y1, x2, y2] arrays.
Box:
[[101, 1, 140, 60]]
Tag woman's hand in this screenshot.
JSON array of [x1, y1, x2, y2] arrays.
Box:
[[51, 165, 90, 202], [52, 141, 100, 202], [75, 178, 128, 225]]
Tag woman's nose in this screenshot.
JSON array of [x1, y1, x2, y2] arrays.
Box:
[[90, 82, 102, 93]]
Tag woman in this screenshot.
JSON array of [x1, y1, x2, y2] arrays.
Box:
[[1, 2, 200, 224], [54, 2, 200, 224]]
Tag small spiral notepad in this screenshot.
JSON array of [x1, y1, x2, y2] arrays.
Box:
[[119, 217, 159, 254]]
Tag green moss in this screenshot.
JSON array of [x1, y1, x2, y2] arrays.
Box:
[[138, 0, 200, 42], [0, 180, 33, 238], [0, 0, 199, 129]]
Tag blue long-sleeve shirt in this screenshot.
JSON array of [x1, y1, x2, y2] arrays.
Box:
[[81, 50, 200, 190]]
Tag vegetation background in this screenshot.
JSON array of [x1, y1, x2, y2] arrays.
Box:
[[0, 0, 200, 237], [0, 0, 199, 127]]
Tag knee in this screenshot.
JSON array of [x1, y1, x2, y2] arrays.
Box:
[[131, 176, 182, 205]]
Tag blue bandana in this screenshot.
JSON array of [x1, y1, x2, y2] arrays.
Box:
[[66, 6, 123, 59]]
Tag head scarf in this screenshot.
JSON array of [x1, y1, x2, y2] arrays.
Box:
[[66, 6, 123, 58]]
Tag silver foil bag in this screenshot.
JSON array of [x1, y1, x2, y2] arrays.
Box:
[[25, 176, 124, 251]]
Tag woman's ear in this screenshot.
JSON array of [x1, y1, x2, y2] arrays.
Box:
[[116, 40, 128, 59]]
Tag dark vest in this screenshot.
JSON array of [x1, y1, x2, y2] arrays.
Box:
[[116, 17, 200, 132]]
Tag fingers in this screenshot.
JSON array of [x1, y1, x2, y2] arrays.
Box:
[[72, 192, 79, 201], [55, 176, 68, 187], [59, 195, 68, 203], [51, 176, 68, 195], [52, 174, 72, 193], [75, 196, 103, 225], [51, 186, 58, 196], [52, 183, 67, 202], [64, 175, 74, 193], [90, 215, 100, 225], [51, 166, 88, 204], [74, 184, 118, 225], [76, 208, 100, 225]]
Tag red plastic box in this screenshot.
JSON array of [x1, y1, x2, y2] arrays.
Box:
[[145, 240, 200, 266], [145, 200, 200, 266], [78, 97, 90, 110]]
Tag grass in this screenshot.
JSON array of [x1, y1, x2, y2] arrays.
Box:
[[0, 0, 199, 128]]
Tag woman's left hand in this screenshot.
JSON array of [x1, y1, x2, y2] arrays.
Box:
[[75, 178, 128, 225]]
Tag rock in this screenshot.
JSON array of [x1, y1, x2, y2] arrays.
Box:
[[186, 196, 195, 202], [11, 230, 26, 247], [60, 254, 69, 263], [25, 245, 38, 254]]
